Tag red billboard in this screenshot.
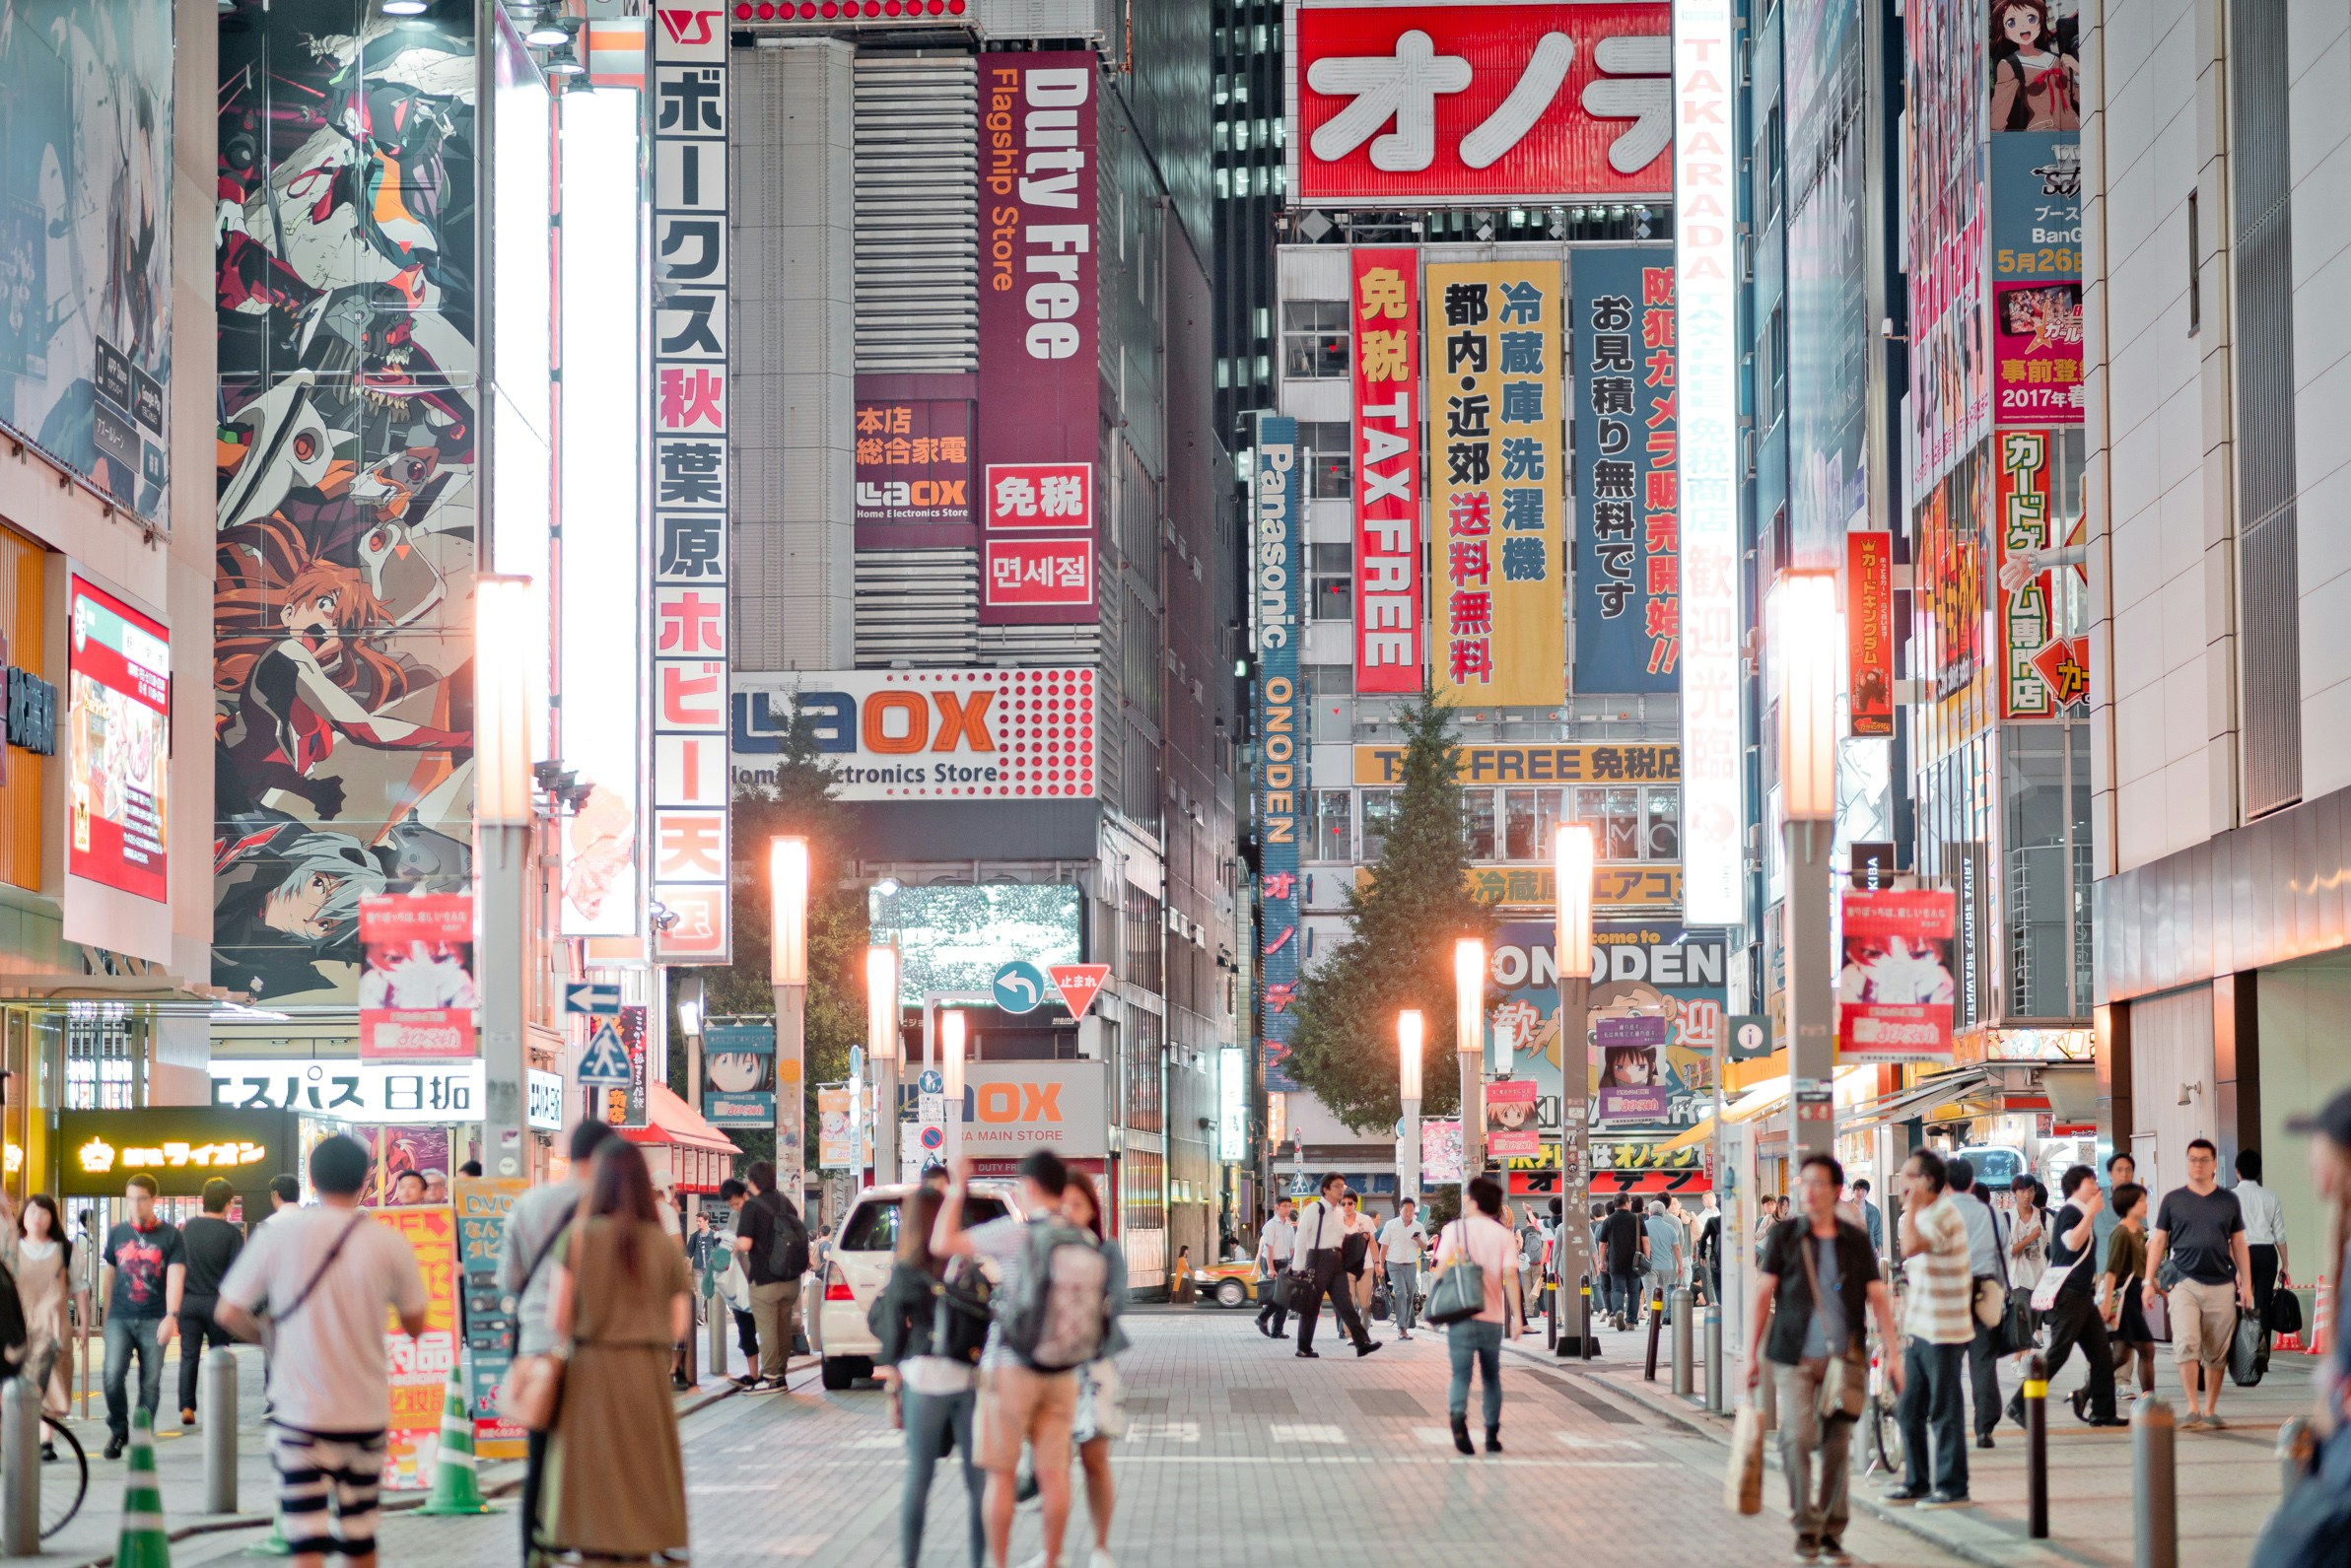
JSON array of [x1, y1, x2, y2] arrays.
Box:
[[65, 577, 170, 903], [977, 51, 1098, 627], [854, 378, 977, 548], [1289, 2, 1673, 205], [1351, 248, 1423, 692], [1836, 888, 1958, 1064], [358, 894, 477, 1060], [1846, 532, 1893, 737]]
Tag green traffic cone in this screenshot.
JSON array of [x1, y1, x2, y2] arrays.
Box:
[[416, 1355, 497, 1516], [247, 1506, 292, 1558], [115, 1406, 171, 1568]]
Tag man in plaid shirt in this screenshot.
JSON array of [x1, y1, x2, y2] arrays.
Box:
[[1890, 1148, 1976, 1510]]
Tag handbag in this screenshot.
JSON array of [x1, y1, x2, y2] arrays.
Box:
[[2030, 1261, 2069, 1315], [1996, 1285, 2039, 1354], [2230, 1307, 2271, 1387], [1369, 1281, 1392, 1322], [1423, 1223, 1487, 1327], [498, 1186, 595, 1432], [1725, 1404, 1766, 1515], [1794, 1230, 1867, 1420], [2268, 1286, 2307, 1338]]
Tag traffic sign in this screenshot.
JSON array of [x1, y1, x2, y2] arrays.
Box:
[[564, 983, 621, 1017], [918, 1068, 943, 1097], [920, 1125, 944, 1152], [577, 1020, 635, 1087], [1047, 962, 1111, 1021], [991, 960, 1049, 1015]]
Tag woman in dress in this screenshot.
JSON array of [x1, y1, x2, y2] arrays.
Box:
[[539, 1141, 691, 1562], [14, 1196, 74, 1446], [1064, 1171, 1128, 1568]]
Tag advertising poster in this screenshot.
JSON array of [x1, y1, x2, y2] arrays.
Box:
[[0, 0, 173, 519], [1426, 261, 1565, 706], [1847, 532, 1894, 735], [1915, 458, 1988, 701], [977, 51, 1098, 627], [1989, 129, 2081, 429], [1288, 3, 1673, 205], [703, 1019, 777, 1125], [357, 895, 477, 1059], [1350, 248, 1423, 691], [1990, 132, 2081, 286], [66, 578, 170, 901], [1421, 1119, 1465, 1189], [378, 1205, 460, 1490], [1993, 281, 2082, 426], [817, 1085, 854, 1170], [1572, 246, 1679, 692], [616, 1004, 650, 1129], [452, 1177, 528, 1460], [214, 2, 481, 1002], [1595, 1013, 1671, 1123], [1995, 429, 2088, 716], [854, 379, 977, 546], [1837, 888, 1959, 1063], [1904, 0, 1990, 491], [1255, 416, 1305, 1093], [1485, 1078, 1542, 1158], [730, 667, 1097, 800], [360, 1126, 452, 1207], [647, 3, 732, 963], [1784, 0, 1868, 572]]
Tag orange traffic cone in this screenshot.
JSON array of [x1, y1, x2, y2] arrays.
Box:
[[2313, 1274, 2335, 1358]]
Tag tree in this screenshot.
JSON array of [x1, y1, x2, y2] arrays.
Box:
[[673, 713, 864, 1172], [1283, 690, 1492, 1134]]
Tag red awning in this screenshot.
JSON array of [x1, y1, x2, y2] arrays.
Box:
[[617, 1082, 743, 1157]]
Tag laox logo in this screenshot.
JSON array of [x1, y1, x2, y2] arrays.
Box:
[[856, 479, 969, 509], [974, 1081, 1062, 1123], [732, 686, 999, 756]]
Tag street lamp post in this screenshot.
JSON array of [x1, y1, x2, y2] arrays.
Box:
[[674, 974, 707, 1114], [1397, 1010, 1423, 1206], [865, 947, 899, 1187], [1454, 937, 1486, 1196], [1780, 573, 1839, 1164], [1554, 823, 1596, 1357], [940, 1008, 967, 1166], [771, 837, 810, 1206], [475, 575, 534, 1181]]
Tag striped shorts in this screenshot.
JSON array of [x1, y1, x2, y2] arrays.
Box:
[[270, 1426, 386, 1559]]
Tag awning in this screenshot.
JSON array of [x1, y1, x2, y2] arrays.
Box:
[[617, 1082, 743, 1157], [1834, 1067, 1996, 1137]]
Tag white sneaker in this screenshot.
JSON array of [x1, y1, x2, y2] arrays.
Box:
[[1011, 1556, 1051, 1568], [1089, 1551, 1117, 1568]]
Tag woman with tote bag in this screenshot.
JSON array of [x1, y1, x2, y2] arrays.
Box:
[[1428, 1177, 1522, 1457]]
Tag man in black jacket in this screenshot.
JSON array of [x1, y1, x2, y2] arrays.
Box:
[[175, 1178, 245, 1426], [733, 1160, 808, 1387]]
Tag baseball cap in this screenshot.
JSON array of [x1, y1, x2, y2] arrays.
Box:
[[2285, 1087, 2351, 1145]]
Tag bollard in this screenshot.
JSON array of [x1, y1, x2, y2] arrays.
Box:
[[2, 1377, 38, 1556], [1703, 1305, 1725, 1414], [2278, 1414, 2316, 1499], [2133, 1395, 2178, 1568], [2024, 1351, 2048, 1538], [204, 1346, 238, 1515], [1671, 1287, 1694, 1398], [708, 1290, 730, 1385], [1643, 1284, 1665, 1381]]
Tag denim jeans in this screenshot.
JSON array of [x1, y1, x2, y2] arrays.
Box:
[[1898, 1337, 1970, 1496], [1447, 1319, 1504, 1429], [899, 1388, 983, 1568], [1609, 1270, 1639, 1321], [1388, 1263, 1418, 1332], [104, 1315, 166, 1440]]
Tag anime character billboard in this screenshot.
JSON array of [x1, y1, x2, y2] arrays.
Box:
[[0, 0, 174, 517], [212, 3, 478, 1003]]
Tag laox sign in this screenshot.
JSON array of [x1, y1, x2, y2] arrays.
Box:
[[730, 668, 1098, 800]]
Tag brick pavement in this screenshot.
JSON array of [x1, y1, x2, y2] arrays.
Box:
[[121, 1307, 1979, 1567]]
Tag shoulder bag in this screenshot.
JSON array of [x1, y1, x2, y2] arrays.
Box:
[[1794, 1230, 1866, 1420], [1423, 1222, 1488, 1327], [258, 1213, 367, 1356], [497, 1187, 595, 1432]]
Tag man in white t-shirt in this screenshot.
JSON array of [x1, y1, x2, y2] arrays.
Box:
[[2234, 1146, 2290, 1325], [1376, 1199, 1429, 1339], [218, 1134, 427, 1568]]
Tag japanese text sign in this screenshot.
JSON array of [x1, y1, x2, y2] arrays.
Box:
[[1572, 246, 1679, 693], [56, 1109, 293, 1199], [1288, 2, 1673, 204], [1995, 430, 2087, 717], [1257, 415, 1304, 1095], [1351, 249, 1424, 691], [1836, 888, 1958, 1064], [65, 577, 171, 903], [1428, 261, 1565, 706], [210, 1058, 487, 1125], [379, 1205, 460, 1489], [452, 1178, 528, 1460], [1847, 532, 1893, 736], [357, 894, 477, 1060], [854, 386, 977, 544]]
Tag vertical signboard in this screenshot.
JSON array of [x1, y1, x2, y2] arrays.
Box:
[[1836, 888, 1958, 1064], [1994, 430, 2088, 716], [1846, 532, 1894, 736], [651, 5, 731, 963], [1428, 262, 1565, 707], [978, 52, 1099, 626], [65, 578, 170, 902], [1350, 249, 1423, 692], [1572, 246, 1679, 693], [1784, 0, 1868, 571], [854, 381, 979, 547], [1673, 0, 1742, 926], [379, 1204, 460, 1490], [1989, 133, 2082, 428], [1904, 0, 1989, 492], [1256, 417, 1304, 1095], [452, 1177, 528, 1461], [703, 1018, 779, 1125], [357, 894, 478, 1059]]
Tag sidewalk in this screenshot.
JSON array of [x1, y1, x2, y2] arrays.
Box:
[[1517, 1313, 2316, 1568]]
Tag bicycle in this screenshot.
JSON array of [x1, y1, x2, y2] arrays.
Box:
[[38, 1417, 88, 1539]]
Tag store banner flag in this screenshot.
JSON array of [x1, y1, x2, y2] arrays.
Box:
[[451, 1177, 527, 1461], [1486, 1078, 1542, 1159], [1595, 1013, 1672, 1122], [1427, 261, 1565, 707], [703, 1018, 778, 1125], [357, 895, 477, 1060], [1994, 429, 2087, 718], [1847, 532, 1894, 736], [1350, 248, 1423, 692], [1573, 245, 1679, 694], [378, 1204, 460, 1489], [1835, 888, 1958, 1064], [1255, 414, 1305, 1094]]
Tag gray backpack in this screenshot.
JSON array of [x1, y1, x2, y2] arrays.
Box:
[[994, 1218, 1111, 1372]]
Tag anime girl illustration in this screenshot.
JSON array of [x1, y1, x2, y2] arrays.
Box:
[[1601, 1044, 1660, 1088], [1998, 283, 2083, 357], [1990, 0, 2079, 131]]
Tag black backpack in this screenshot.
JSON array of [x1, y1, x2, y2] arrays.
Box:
[[930, 1259, 992, 1367], [765, 1196, 811, 1280], [2266, 1287, 2306, 1338]]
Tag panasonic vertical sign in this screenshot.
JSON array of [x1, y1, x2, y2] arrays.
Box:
[[1255, 415, 1303, 1096]]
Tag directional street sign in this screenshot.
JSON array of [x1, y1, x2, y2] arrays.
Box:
[[577, 1020, 635, 1086], [991, 960, 1049, 1015], [564, 983, 621, 1017], [1047, 962, 1111, 1021]]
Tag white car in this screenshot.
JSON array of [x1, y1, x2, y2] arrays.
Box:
[[817, 1181, 1013, 1391]]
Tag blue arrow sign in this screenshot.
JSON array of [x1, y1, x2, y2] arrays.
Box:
[[577, 1020, 635, 1087], [992, 960, 1049, 1015], [564, 983, 620, 1017]]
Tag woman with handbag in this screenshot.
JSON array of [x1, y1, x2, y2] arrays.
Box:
[[538, 1140, 693, 1563], [871, 1186, 986, 1568], [1429, 1177, 1522, 1457], [1061, 1172, 1128, 1568], [1744, 1153, 1903, 1567]]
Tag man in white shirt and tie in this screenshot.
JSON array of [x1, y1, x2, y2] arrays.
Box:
[[2234, 1147, 2289, 1325], [1255, 1199, 1297, 1338]]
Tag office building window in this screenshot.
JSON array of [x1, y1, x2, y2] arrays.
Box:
[[1281, 300, 1348, 378], [1462, 789, 1497, 859], [1645, 786, 1680, 859], [1502, 788, 1542, 860], [1575, 785, 1643, 860], [1360, 788, 1400, 860], [1310, 543, 1352, 620], [1301, 421, 1351, 498], [1312, 789, 1352, 861]]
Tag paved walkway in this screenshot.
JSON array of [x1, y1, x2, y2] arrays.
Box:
[[1550, 1310, 2317, 1568]]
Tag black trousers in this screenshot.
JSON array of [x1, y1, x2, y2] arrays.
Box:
[[2251, 1244, 2281, 1321], [1965, 1288, 2003, 1439], [522, 1424, 549, 1561], [175, 1310, 237, 1416], [1294, 1251, 1371, 1352], [1256, 1265, 1292, 1333], [2040, 1288, 2116, 1423]]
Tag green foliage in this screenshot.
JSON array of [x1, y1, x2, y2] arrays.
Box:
[[1284, 691, 1492, 1134], [670, 712, 864, 1174]]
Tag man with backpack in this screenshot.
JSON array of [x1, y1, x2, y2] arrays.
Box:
[[932, 1151, 1110, 1568], [735, 1159, 810, 1389]]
